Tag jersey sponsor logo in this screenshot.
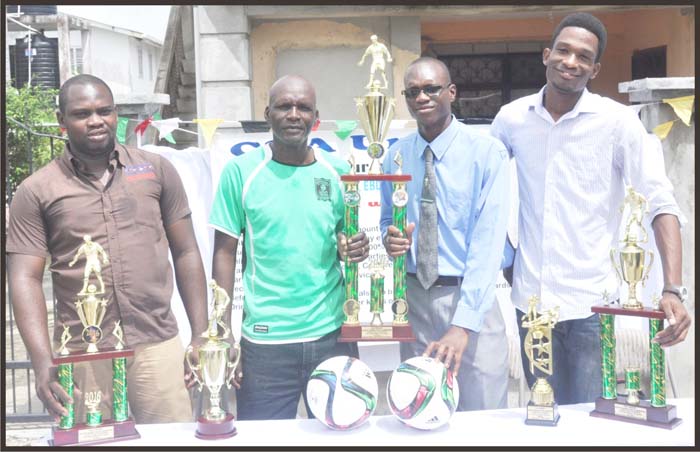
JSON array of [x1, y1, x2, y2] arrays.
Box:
[[253, 325, 269, 333], [124, 163, 156, 181], [315, 178, 331, 202]]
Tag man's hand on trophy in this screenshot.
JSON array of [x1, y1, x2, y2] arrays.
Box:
[[383, 223, 415, 257], [36, 364, 78, 421], [423, 326, 469, 377], [337, 231, 370, 263], [653, 294, 691, 347], [183, 335, 207, 390]]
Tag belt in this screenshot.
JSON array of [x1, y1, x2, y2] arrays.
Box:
[[407, 273, 462, 287]]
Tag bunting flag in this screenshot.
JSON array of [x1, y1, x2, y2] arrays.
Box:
[[311, 118, 321, 131], [663, 95, 694, 127], [653, 120, 676, 140], [116, 117, 129, 144], [193, 118, 224, 148], [334, 120, 358, 140], [134, 117, 153, 136], [151, 117, 181, 144]]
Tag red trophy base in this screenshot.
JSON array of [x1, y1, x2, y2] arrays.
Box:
[[590, 396, 682, 429], [195, 413, 238, 440], [50, 418, 140, 446], [591, 304, 666, 319], [339, 323, 415, 342]]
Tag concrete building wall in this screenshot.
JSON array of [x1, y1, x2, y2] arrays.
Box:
[[250, 16, 421, 120], [421, 7, 695, 104]]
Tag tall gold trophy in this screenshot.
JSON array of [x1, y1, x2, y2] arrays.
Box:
[[339, 35, 414, 342], [590, 187, 682, 429], [51, 236, 140, 446], [522, 296, 560, 426], [185, 280, 241, 439]]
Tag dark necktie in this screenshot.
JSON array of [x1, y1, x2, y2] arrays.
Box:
[[416, 145, 438, 289]]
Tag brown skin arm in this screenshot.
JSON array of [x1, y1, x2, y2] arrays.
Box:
[[651, 213, 691, 347], [165, 216, 210, 388], [8, 253, 75, 420], [211, 230, 242, 389]]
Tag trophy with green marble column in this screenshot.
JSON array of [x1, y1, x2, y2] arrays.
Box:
[[50, 237, 140, 446], [339, 34, 414, 342], [590, 187, 682, 429]]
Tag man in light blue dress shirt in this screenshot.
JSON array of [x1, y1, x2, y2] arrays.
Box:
[[380, 57, 511, 411]]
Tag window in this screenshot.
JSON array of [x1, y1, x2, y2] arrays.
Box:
[[439, 53, 546, 121], [70, 47, 83, 75], [137, 46, 143, 79], [148, 51, 153, 81], [632, 46, 666, 80]]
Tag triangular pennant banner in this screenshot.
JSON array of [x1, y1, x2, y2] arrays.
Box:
[[311, 118, 321, 131], [151, 117, 181, 142], [663, 95, 694, 127], [134, 117, 152, 136], [653, 120, 675, 140], [194, 118, 224, 148], [116, 117, 129, 144], [334, 120, 358, 140]]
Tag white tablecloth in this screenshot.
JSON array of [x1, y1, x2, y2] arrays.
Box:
[[37, 398, 694, 447]]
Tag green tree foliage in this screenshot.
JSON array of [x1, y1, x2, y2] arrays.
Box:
[[5, 83, 65, 199]]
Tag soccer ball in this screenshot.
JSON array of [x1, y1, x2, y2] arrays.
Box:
[[306, 356, 378, 430], [387, 356, 459, 430]]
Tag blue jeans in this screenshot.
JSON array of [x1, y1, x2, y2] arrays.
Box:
[[236, 328, 358, 420], [516, 310, 602, 405]]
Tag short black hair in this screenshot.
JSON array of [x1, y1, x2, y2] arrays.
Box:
[[551, 13, 607, 63], [405, 57, 452, 84], [58, 74, 114, 113]]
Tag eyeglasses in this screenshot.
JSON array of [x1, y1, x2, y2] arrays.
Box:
[[401, 85, 448, 99]]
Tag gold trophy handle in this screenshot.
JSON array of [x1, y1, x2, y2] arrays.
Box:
[[641, 249, 654, 287], [184, 345, 204, 391], [226, 342, 241, 389], [610, 248, 623, 284]]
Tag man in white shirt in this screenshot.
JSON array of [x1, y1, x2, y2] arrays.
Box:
[[491, 12, 690, 404]]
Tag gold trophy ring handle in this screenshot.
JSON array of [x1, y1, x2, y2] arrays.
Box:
[[641, 249, 654, 287], [184, 345, 204, 391], [226, 342, 242, 389], [610, 248, 623, 284]]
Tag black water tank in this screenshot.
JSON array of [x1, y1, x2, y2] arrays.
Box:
[[6, 5, 58, 15], [14, 33, 60, 89]]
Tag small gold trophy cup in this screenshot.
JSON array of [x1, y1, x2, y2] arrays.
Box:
[[610, 187, 654, 310], [339, 35, 414, 343], [522, 296, 560, 426], [185, 280, 241, 439], [51, 236, 139, 446]]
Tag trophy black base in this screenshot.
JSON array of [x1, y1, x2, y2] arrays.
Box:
[[338, 323, 415, 342], [195, 413, 238, 440], [525, 402, 560, 426], [50, 418, 140, 446], [590, 396, 682, 429]]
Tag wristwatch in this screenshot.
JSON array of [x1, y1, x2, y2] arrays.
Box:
[[662, 284, 688, 303]]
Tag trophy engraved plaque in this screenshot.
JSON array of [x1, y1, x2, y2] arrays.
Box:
[[590, 187, 682, 429], [339, 35, 414, 342], [50, 236, 140, 446], [522, 296, 560, 426], [185, 280, 241, 439]]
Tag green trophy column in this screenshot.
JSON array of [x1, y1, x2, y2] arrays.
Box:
[[112, 357, 128, 422], [342, 180, 360, 325], [599, 313, 617, 399], [649, 318, 666, 407], [58, 363, 74, 429], [370, 272, 384, 314], [392, 181, 407, 307]]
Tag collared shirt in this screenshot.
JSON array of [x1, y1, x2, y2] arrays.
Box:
[[7, 144, 192, 349], [491, 87, 684, 320], [380, 116, 510, 333]]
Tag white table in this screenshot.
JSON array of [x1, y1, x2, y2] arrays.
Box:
[[36, 398, 694, 447]]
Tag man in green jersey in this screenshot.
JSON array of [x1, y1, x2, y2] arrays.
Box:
[[209, 75, 369, 420]]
